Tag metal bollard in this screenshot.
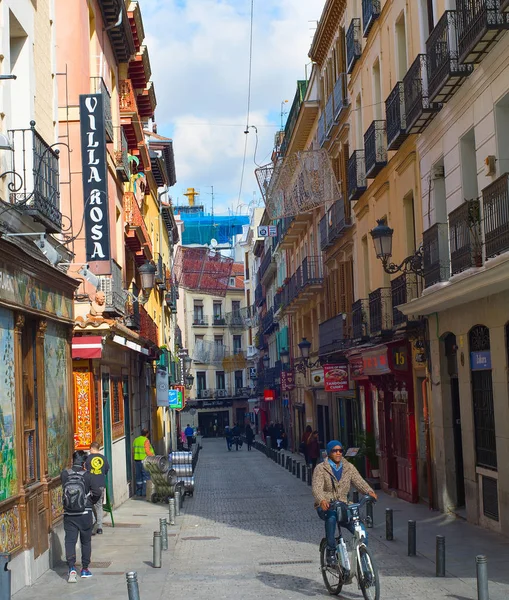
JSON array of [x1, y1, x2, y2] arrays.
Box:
[[126, 571, 141, 600], [408, 520, 416, 556], [296, 462, 301, 479], [366, 500, 373, 528], [436, 535, 445, 577], [385, 508, 394, 541], [476, 555, 489, 600], [307, 465, 312, 486], [292, 460, 296, 476], [153, 532, 162, 568], [175, 491, 181, 516], [266, 437, 271, 453], [168, 498, 176, 525], [159, 518, 168, 551], [352, 490, 359, 503], [302, 464, 307, 482], [0, 553, 11, 600]]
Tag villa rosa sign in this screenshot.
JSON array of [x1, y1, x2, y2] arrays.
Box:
[[79, 93, 110, 262]]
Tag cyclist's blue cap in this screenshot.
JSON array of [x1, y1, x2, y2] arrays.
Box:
[[326, 440, 343, 455]]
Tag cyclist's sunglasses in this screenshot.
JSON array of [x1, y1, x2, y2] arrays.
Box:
[[330, 448, 343, 453]]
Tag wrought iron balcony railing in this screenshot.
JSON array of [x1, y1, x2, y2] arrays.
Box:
[[482, 173, 509, 259], [362, 0, 381, 37], [318, 111, 327, 147], [369, 287, 392, 335], [319, 214, 330, 251], [352, 299, 369, 341], [426, 11, 473, 104], [347, 150, 367, 201], [91, 77, 114, 142], [325, 93, 334, 137], [346, 19, 362, 74], [274, 290, 282, 313], [280, 81, 308, 157], [449, 200, 482, 275], [386, 82, 408, 151], [302, 255, 324, 287], [423, 223, 450, 288], [328, 198, 351, 245], [140, 305, 159, 346], [456, 0, 509, 65], [192, 315, 209, 326], [123, 191, 153, 259], [364, 120, 387, 179], [212, 315, 226, 326], [262, 307, 277, 335], [391, 273, 419, 328], [319, 314, 350, 356], [255, 282, 265, 307], [125, 285, 141, 330], [97, 261, 127, 317], [115, 127, 130, 182], [333, 73, 349, 121], [259, 247, 275, 282], [403, 54, 441, 134], [7, 123, 63, 233]]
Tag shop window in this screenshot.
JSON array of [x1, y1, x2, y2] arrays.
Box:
[[94, 373, 103, 446], [22, 317, 39, 484], [235, 370, 243, 391], [216, 371, 225, 390], [111, 376, 124, 440], [469, 325, 497, 470]]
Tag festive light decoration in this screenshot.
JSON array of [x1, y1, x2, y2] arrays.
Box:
[[173, 246, 234, 296]]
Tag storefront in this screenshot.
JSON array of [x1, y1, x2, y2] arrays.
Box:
[[0, 240, 77, 591], [350, 340, 418, 503]]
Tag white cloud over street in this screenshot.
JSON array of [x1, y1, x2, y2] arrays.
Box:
[[141, 0, 326, 213]]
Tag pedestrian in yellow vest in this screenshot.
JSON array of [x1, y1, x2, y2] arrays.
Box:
[[133, 429, 154, 497]]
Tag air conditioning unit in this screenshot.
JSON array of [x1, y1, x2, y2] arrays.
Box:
[[203, 389, 211, 398], [217, 389, 227, 398]]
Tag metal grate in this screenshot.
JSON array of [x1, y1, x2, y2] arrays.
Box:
[[259, 560, 313, 566], [76, 561, 112, 568], [181, 536, 220, 540], [482, 476, 499, 521], [103, 523, 141, 528]]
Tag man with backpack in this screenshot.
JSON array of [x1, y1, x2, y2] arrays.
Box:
[[61, 450, 102, 583], [84, 441, 110, 535]]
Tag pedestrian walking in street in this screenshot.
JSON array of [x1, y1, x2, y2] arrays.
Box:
[[232, 423, 242, 450], [300, 425, 312, 464], [312, 440, 377, 567], [245, 423, 254, 450], [262, 422, 269, 443], [279, 431, 288, 451], [132, 428, 154, 497], [62, 450, 102, 582], [184, 423, 194, 450], [225, 425, 233, 451], [84, 441, 110, 535], [307, 430, 321, 470]]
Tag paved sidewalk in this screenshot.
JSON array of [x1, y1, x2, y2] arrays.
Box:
[[12, 438, 509, 600]]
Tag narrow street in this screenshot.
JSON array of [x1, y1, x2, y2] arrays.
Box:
[[13, 439, 509, 600]]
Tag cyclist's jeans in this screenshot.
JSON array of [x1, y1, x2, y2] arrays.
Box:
[[317, 507, 368, 550]]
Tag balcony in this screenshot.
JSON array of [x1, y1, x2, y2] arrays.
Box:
[[362, 0, 380, 37], [260, 247, 276, 283], [329, 198, 351, 244], [212, 315, 226, 326], [325, 93, 334, 137], [274, 291, 282, 314], [302, 255, 324, 289], [97, 261, 127, 317], [7, 123, 62, 233], [128, 45, 152, 90], [192, 315, 208, 327], [352, 299, 369, 341], [155, 254, 166, 287], [255, 282, 265, 307], [125, 287, 140, 330], [318, 111, 326, 147], [426, 11, 473, 104], [449, 200, 482, 275], [333, 73, 349, 121], [482, 173, 509, 259], [262, 307, 277, 335], [347, 150, 367, 201], [346, 19, 362, 74], [136, 80, 157, 120], [115, 127, 130, 182], [91, 77, 114, 142], [369, 288, 392, 336], [319, 314, 350, 356], [386, 82, 408, 151], [97, 0, 135, 63], [119, 79, 144, 148], [280, 80, 308, 157], [457, 0, 509, 64], [423, 223, 450, 288], [320, 214, 331, 251], [140, 305, 159, 346], [403, 54, 441, 134], [364, 120, 387, 179], [391, 273, 419, 328], [123, 192, 153, 264]]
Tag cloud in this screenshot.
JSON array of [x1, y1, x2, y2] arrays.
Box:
[[141, 0, 326, 213]]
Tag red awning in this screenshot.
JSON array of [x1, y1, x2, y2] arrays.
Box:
[[72, 336, 103, 359]]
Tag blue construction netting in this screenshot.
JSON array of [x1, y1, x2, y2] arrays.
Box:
[[175, 210, 249, 246]]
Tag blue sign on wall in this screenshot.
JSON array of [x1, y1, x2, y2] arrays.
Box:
[[168, 389, 179, 407], [470, 351, 492, 371]]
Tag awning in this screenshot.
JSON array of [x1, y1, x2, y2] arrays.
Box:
[[72, 336, 103, 359]]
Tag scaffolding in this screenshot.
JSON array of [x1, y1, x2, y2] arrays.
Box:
[[173, 246, 234, 297]]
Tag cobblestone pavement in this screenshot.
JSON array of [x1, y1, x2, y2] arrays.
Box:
[[13, 438, 509, 599]]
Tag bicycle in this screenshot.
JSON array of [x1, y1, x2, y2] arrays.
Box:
[[319, 495, 380, 599]]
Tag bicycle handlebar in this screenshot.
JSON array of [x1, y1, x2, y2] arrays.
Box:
[[329, 495, 376, 510]]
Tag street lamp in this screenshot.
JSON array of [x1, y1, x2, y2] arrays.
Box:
[[298, 338, 311, 360], [262, 353, 270, 369], [139, 260, 157, 292], [183, 353, 192, 372], [280, 348, 290, 366], [370, 218, 424, 276], [294, 337, 321, 373], [184, 372, 194, 390]]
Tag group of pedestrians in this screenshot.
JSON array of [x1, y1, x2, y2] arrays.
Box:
[[61, 442, 110, 583], [263, 421, 288, 450], [225, 422, 255, 451]]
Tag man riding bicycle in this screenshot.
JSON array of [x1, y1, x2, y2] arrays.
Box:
[[312, 440, 377, 567]]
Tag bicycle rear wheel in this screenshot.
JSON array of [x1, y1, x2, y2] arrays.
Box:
[[319, 538, 343, 596], [357, 545, 380, 600]]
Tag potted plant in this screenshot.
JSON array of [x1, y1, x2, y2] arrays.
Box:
[[357, 432, 379, 478]]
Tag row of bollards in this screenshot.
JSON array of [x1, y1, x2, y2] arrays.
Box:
[[255, 440, 313, 489]]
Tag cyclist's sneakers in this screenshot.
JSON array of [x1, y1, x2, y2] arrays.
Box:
[[326, 548, 338, 567]]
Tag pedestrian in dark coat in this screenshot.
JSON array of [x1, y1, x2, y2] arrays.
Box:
[[307, 431, 321, 470], [245, 424, 254, 451]]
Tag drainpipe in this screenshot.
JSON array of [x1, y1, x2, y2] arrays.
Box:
[[422, 376, 435, 509]]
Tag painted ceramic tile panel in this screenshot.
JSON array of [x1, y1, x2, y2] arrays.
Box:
[[45, 322, 70, 477], [0, 308, 16, 502], [0, 505, 21, 553]]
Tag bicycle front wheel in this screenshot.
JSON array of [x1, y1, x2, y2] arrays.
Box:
[[319, 538, 343, 596], [357, 545, 380, 600]]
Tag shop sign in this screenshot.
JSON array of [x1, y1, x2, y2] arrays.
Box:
[[156, 369, 169, 407], [324, 364, 349, 392], [362, 348, 391, 375], [470, 351, 492, 371], [281, 371, 295, 391], [249, 367, 257, 380], [79, 93, 110, 262], [391, 345, 409, 372], [201, 400, 232, 408], [169, 385, 186, 410], [311, 368, 324, 387], [349, 356, 365, 380], [264, 389, 275, 402]]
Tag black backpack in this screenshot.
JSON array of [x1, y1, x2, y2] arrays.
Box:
[[63, 469, 87, 513]]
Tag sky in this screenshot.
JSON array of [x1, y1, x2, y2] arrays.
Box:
[[141, 0, 327, 215]]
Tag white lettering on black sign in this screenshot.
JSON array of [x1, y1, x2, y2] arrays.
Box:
[[79, 93, 110, 261]]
